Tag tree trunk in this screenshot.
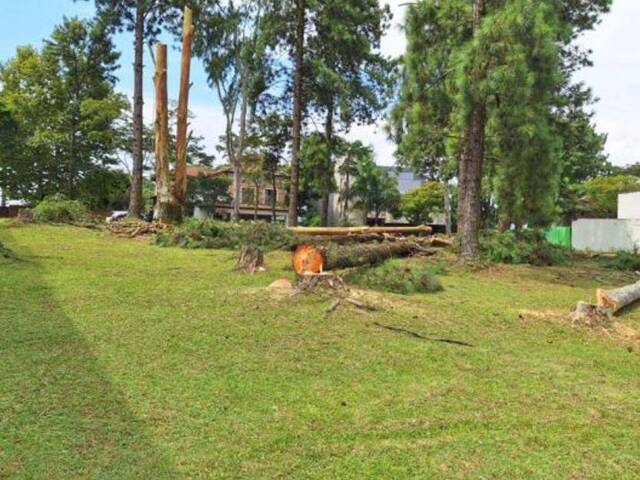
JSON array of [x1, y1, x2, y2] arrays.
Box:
[[174, 6, 193, 215], [0, 189, 6, 208], [597, 280, 640, 314], [320, 100, 333, 227], [233, 79, 249, 220], [444, 181, 452, 235], [154, 44, 180, 224], [254, 183, 259, 220], [292, 240, 430, 275], [343, 169, 350, 225], [272, 174, 277, 222], [457, 0, 486, 261], [287, 0, 306, 227], [128, 0, 145, 218], [288, 225, 432, 236]]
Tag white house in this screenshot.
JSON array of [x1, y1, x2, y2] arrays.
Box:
[[572, 191, 640, 252]]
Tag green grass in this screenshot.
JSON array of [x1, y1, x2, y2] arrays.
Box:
[[1, 221, 640, 479]]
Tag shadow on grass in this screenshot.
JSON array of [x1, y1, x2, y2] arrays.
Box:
[[0, 229, 177, 479]]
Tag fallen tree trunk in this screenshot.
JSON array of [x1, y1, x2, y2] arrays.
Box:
[[570, 279, 640, 325], [288, 225, 432, 237], [292, 240, 431, 275], [597, 280, 640, 313], [293, 233, 388, 246]]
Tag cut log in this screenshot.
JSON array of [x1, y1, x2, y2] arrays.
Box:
[[294, 233, 388, 245], [292, 241, 428, 275], [288, 225, 432, 237], [597, 280, 640, 314]]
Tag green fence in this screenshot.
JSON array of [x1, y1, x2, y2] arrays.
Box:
[[546, 226, 571, 248]]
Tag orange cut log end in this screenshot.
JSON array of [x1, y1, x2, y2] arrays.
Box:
[[292, 244, 325, 275]]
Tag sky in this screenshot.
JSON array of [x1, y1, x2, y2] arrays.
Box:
[[0, 0, 638, 168]]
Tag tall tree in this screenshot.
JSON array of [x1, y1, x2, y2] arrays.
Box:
[[194, 0, 273, 220], [286, 0, 306, 226], [391, 0, 611, 259], [0, 19, 126, 202], [304, 0, 392, 226], [86, 0, 187, 217]]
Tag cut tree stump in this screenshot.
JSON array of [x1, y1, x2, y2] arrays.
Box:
[[292, 240, 430, 275], [237, 245, 265, 273]]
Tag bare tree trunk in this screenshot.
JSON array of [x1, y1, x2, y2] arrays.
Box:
[[154, 44, 179, 224], [0, 189, 6, 208], [342, 169, 350, 225], [272, 174, 277, 222], [254, 183, 259, 220], [320, 100, 333, 227], [174, 6, 193, 217], [287, 0, 305, 227], [128, 0, 145, 218], [457, 0, 486, 261], [444, 181, 452, 235], [233, 80, 249, 220]]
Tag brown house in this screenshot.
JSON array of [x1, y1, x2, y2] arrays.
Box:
[[186, 164, 289, 221]]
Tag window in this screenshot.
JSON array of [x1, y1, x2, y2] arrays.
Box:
[[264, 189, 276, 206], [241, 188, 255, 204]]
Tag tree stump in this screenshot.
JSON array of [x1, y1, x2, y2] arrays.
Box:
[[237, 245, 265, 273]]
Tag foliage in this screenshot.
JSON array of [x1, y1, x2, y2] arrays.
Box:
[[185, 174, 232, 217], [76, 168, 131, 211], [579, 175, 640, 218], [350, 156, 401, 224], [300, 133, 336, 202], [344, 258, 443, 295], [605, 251, 640, 272], [155, 219, 295, 251], [0, 18, 126, 202], [400, 182, 445, 225], [390, 0, 612, 231], [32, 195, 90, 224], [481, 229, 569, 266]]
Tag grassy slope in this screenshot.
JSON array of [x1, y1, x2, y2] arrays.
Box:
[[1, 222, 640, 479]]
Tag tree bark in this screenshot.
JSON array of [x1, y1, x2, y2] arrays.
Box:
[[154, 44, 180, 224], [174, 6, 193, 215], [287, 0, 306, 227], [320, 100, 334, 227], [597, 280, 640, 314], [272, 174, 277, 222], [288, 225, 432, 236], [444, 181, 452, 235], [457, 0, 486, 261], [233, 78, 249, 220], [128, 0, 145, 218]]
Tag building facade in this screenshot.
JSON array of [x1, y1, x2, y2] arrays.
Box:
[[186, 165, 289, 222]]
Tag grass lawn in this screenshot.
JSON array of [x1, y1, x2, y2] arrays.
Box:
[[1, 221, 640, 479]]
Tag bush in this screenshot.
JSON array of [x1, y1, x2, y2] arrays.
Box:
[[605, 251, 640, 271], [155, 219, 296, 251], [481, 229, 569, 266], [343, 259, 444, 295], [32, 195, 90, 224]]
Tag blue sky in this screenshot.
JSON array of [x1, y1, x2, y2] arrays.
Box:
[[1, 0, 638, 167]]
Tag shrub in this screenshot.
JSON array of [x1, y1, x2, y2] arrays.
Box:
[[605, 251, 640, 271], [32, 195, 90, 224], [480, 229, 569, 266], [343, 259, 444, 295], [155, 219, 296, 251]]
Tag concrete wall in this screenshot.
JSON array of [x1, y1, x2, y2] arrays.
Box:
[[572, 219, 640, 252], [618, 192, 640, 219]]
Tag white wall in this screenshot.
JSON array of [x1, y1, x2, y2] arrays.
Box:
[[572, 219, 640, 252], [618, 192, 640, 219]]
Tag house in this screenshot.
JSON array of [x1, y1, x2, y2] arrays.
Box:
[[322, 159, 434, 226], [572, 191, 640, 252], [186, 165, 289, 222]]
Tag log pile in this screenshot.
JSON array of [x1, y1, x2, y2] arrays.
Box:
[[108, 220, 161, 238]]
